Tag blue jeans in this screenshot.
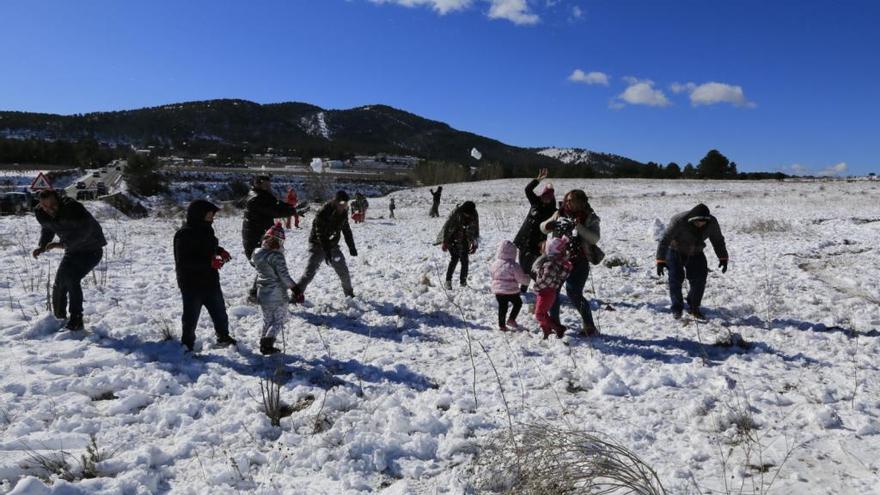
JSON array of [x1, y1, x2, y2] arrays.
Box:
[[180, 285, 230, 350], [666, 249, 708, 312], [550, 257, 595, 329], [53, 249, 103, 318]]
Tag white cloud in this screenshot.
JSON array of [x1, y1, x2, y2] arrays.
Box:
[[568, 69, 609, 86], [368, 0, 539, 24], [369, 0, 472, 15], [571, 5, 583, 18], [613, 78, 671, 108], [669, 82, 695, 94], [487, 0, 540, 25], [818, 162, 848, 177], [787, 162, 848, 177], [671, 81, 756, 108]]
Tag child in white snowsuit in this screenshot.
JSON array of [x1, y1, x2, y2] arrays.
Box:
[[532, 237, 573, 339], [489, 240, 531, 331], [251, 223, 297, 355]]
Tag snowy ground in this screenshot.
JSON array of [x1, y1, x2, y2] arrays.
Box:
[[1, 178, 879, 494]]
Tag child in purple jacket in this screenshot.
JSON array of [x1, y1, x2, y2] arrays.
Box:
[[489, 240, 531, 331]]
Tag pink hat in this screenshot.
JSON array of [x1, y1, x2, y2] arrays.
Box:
[[540, 183, 555, 200], [264, 222, 286, 242]]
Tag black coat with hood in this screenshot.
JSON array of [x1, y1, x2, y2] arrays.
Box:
[[241, 188, 296, 253], [513, 179, 557, 254], [174, 200, 224, 291], [656, 203, 728, 261], [36, 197, 107, 254]]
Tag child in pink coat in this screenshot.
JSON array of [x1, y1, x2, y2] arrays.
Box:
[[490, 240, 532, 331], [533, 237, 573, 339]]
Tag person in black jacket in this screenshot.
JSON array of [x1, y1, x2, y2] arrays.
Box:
[[435, 201, 479, 289], [293, 190, 358, 301], [656, 203, 728, 320], [32, 189, 107, 331], [513, 168, 556, 292], [174, 199, 237, 352], [242, 175, 297, 301], [429, 186, 442, 217]]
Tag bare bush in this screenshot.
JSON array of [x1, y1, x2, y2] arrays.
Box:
[[260, 376, 284, 427], [473, 423, 666, 495], [21, 435, 115, 483]]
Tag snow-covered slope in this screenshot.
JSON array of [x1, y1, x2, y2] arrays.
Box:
[[1, 179, 879, 493]]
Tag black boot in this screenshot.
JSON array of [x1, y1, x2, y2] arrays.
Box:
[[260, 337, 281, 355], [216, 334, 237, 347], [65, 314, 84, 331]]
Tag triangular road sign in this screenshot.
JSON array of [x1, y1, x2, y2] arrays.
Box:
[[30, 173, 53, 191]]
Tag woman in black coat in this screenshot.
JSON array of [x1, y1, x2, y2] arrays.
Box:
[[512, 168, 556, 291]]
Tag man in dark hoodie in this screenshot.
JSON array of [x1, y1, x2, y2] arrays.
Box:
[[513, 168, 556, 292], [656, 203, 729, 320], [293, 190, 358, 301], [241, 175, 298, 301], [436, 201, 479, 289], [32, 189, 107, 331], [174, 199, 237, 352]]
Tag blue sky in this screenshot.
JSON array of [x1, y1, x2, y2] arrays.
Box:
[[1, 0, 878, 175]]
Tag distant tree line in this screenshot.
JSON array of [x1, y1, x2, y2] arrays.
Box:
[[0, 138, 125, 167]]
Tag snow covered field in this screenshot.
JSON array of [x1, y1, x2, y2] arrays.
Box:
[[1, 178, 879, 494]]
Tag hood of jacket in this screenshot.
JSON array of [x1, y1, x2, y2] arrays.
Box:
[[686, 203, 711, 223], [186, 199, 219, 227], [495, 240, 518, 261]]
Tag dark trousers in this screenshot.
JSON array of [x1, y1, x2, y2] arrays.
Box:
[[429, 201, 440, 217], [666, 249, 708, 312], [53, 249, 103, 318], [495, 293, 522, 327], [518, 248, 540, 290], [550, 257, 595, 329], [446, 249, 469, 284], [180, 285, 230, 350]]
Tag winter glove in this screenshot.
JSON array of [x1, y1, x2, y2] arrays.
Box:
[[718, 259, 728, 274], [211, 256, 225, 270], [468, 242, 477, 254], [218, 248, 232, 263], [656, 260, 666, 277], [349, 246, 358, 257], [441, 242, 448, 252]]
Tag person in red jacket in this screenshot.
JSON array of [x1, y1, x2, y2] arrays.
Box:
[[285, 186, 300, 229]]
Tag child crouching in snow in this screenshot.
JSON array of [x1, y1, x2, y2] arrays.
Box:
[[251, 223, 298, 355], [490, 240, 531, 331], [532, 237, 573, 339]]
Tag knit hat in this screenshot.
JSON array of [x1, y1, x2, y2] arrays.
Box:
[[254, 174, 271, 185], [335, 190, 350, 203], [264, 222, 286, 242], [540, 183, 555, 201]]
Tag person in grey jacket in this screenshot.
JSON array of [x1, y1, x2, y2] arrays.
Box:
[[32, 189, 106, 331], [656, 203, 729, 320], [252, 223, 297, 354]]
